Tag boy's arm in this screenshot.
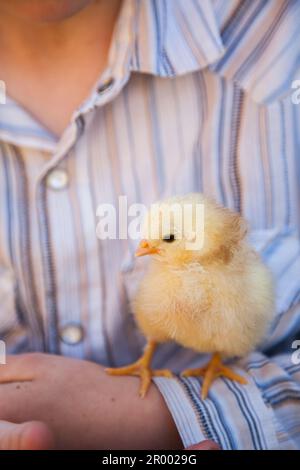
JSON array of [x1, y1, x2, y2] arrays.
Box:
[[0, 353, 218, 450], [0, 353, 182, 449]]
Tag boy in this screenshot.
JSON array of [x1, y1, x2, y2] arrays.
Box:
[[0, 0, 299, 449]]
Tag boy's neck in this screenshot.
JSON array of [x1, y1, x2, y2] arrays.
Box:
[[0, 0, 122, 137]]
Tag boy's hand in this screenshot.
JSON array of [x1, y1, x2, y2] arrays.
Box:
[[0, 353, 182, 449], [0, 420, 54, 450], [187, 441, 220, 450]]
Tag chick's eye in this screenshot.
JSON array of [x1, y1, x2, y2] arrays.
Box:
[[163, 234, 175, 243]]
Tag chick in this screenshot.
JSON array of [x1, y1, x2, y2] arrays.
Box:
[[106, 193, 274, 399]]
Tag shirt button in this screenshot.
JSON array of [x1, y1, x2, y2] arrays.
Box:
[[60, 324, 84, 345], [46, 169, 69, 190], [97, 77, 115, 94]]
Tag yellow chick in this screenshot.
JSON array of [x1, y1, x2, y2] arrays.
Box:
[[106, 193, 274, 399]]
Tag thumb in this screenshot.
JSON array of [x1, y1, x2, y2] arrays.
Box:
[[0, 420, 54, 450], [186, 440, 220, 450]]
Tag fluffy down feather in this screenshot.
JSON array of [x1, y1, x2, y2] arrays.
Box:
[[133, 193, 274, 358]]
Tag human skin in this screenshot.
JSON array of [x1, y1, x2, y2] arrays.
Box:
[[0, 0, 122, 135], [0, 353, 182, 449], [0, 420, 218, 451], [0, 0, 95, 22], [0, 420, 54, 450]]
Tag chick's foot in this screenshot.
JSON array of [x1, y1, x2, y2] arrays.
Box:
[[105, 340, 173, 398], [182, 353, 247, 400]]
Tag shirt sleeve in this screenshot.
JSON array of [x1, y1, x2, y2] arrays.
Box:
[[153, 340, 300, 449]]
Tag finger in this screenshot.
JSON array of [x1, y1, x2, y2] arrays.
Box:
[[0, 355, 34, 384], [0, 420, 54, 450], [186, 440, 220, 450]]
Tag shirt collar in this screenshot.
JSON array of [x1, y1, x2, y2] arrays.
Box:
[[50, 0, 226, 116], [113, 0, 225, 78], [0, 0, 225, 149]]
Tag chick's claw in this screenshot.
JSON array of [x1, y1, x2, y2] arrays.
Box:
[[152, 369, 173, 378], [181, 366, 207, 377], [181, 353, 247, 400], [105, 362, 144, 377], [106, 361, 173, 398], [106, 339, 173, 397]]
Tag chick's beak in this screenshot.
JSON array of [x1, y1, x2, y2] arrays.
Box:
[[135, 239, 160, 257]]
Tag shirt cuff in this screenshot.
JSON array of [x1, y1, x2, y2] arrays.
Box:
[[153, 371, 279, 449]]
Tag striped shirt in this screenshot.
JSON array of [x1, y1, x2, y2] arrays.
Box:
[[0, 0, 300, 449]]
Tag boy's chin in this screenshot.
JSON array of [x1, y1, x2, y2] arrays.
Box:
[[0, 0, 94, 23]]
